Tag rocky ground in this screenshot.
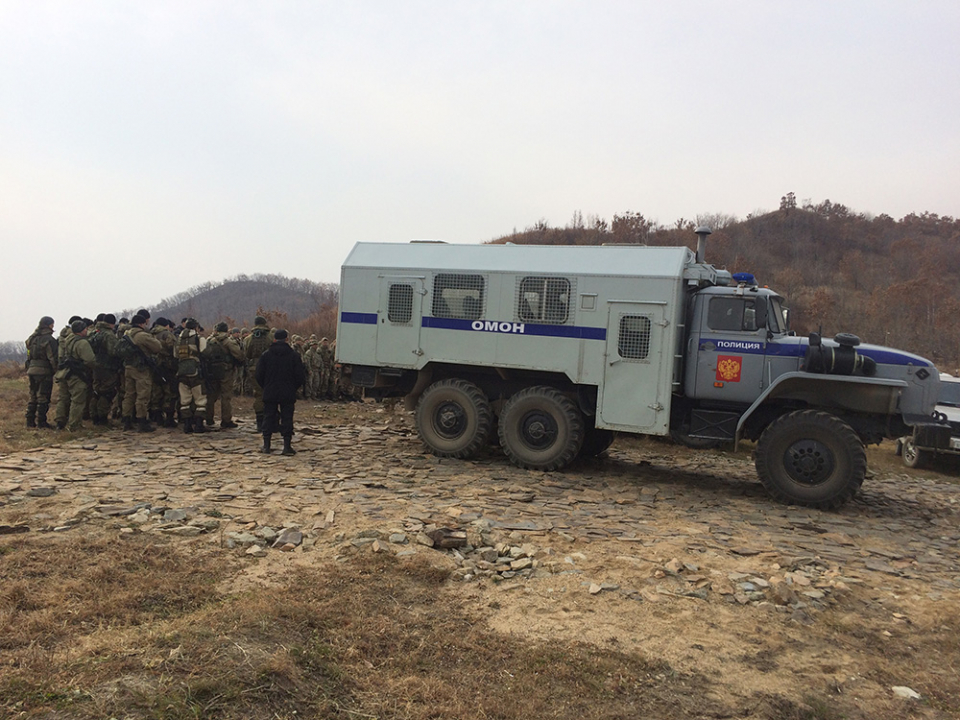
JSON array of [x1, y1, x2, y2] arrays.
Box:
[[2, 400, 959, 718]]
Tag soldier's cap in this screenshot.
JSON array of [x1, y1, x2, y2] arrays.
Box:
[[274, 329, 289, 341], [39, 316, 54, 328], [185, 318, 198, 330], [321, 337, 328, 342], [215, 322, 228, 332], [70, 319, 87, 334], [103, 313, 116, 324], [69, 315, 81, 324], [83, 318, 94, 327], [230, 327, 240, 334], [137, 309, 151, 319], [96, 313, 105, 322], [254, 316, 267, 326], [119, 317, 129, 324], [132, 315, 148, 327]]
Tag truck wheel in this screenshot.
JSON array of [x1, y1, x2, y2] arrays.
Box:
[[579, 428, 615, 458], [755, 410, 865, 509], [901, 437, 929, 469], [499, 386, 584, 471], [416, 379, 493, 459]]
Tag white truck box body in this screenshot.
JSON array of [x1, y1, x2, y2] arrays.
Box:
[[337, 242, 716, 434]]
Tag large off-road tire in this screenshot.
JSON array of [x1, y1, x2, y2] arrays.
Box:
[[579, 428, 615, 458], [416, 379, 493, 459], [755, 410, 865, 509], [901, 437, 929, 469], [498, 386, 584, 471]]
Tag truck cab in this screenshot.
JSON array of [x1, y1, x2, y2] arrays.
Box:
[[336, 230, 943, 509]]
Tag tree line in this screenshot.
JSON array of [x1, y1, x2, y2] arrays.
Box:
[[489, 196, 960, 371]]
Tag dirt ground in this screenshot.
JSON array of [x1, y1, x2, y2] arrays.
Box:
[[2, 395, 959, 718]]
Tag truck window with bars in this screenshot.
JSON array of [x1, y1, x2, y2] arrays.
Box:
[[432, 273, 484, 319]]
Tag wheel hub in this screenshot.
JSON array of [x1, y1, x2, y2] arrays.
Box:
[[519, 411, 558, 450], [783, 439, 835, 485], [434, 402, 467, 439]]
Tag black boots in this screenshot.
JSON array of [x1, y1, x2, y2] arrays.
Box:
[[164, 411, 177, 428], [122, 416, 134, 431], [221, 420, 238, 429], [281, 436, 296, 456], [194, 416, 205, 434], [260, 433, 272, 454], [36, 404, 51, 428], [138, 417, 155, 433]]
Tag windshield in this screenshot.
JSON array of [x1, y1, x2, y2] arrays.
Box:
[[768, 296, 788, 334]]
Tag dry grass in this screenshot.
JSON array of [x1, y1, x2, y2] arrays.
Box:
[[0, 533, 723, 720], [3, 383, 959, 719]]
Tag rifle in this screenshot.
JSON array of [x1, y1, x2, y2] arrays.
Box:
[[60, 357, 91, 382], [131, 341, 159, 373]]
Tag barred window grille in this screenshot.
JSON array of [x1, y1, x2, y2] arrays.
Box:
[[388, 283, 414, 324], [517, 276, 572, 324], [618, 315, 651, 360], [432, 273, 484, 319]]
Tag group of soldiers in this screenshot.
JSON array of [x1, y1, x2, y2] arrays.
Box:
[[24, 310, 354, 435]]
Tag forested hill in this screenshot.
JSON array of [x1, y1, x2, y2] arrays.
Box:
[[142, 274, 339, 337], [488, 198, 960, 369], [0, 274, 339, 364]]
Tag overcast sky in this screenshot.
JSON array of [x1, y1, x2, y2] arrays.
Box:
[[2, 1, 959, 341]]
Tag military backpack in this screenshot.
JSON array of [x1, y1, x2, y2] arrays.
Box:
[[246, 327, 271, 360], [202, 338, 230, 380], [116, 334, 144, 367], [86, 329, 115, 366]]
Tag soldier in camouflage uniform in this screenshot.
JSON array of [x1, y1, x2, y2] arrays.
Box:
[[204, 322, 244, 428], [292, 335, 306, 398], [113, 317, 131, 418], [303, 339, 317, 400], [25, 316, 58, 429], [55, 320, 96, 431], [318, 337, 334, 400], [244, 316, 273, 430], [231, 328, 246, 397], [150, 318, 179, 427], [121, 315, 163, 432], [176, 318, 208, 434], [87, 314, 120, 426]]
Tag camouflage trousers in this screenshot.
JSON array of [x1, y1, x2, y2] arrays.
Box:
[[55, 374, 90, 430], [206, 370, 236, 424], [122, 364, 154, 420], [26, 374, 53, 424], [91, 368, 120, 422], [150, 369, 178, 417], [178, 375, 207, 419]]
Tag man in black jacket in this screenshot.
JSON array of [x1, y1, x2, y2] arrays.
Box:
[[254, 329, 306, 456]]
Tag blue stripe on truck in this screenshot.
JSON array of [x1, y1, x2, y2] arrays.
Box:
[[421, 316, 606, 340], [340, 311, 378, 325], [339, 311, 606, 340]]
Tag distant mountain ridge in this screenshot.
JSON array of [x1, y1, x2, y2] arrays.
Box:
[[135, 274, 339, 330]]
